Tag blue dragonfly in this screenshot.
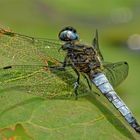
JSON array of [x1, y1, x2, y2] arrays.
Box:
[[0, 26, 139, 133]]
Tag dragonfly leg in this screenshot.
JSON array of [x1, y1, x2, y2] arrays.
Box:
[[71, 66, 80, 100], [53, 55, 69, 70], [49, 56, 69, 71], [49, 65, 65, 71], [82, 74, 92, 90]]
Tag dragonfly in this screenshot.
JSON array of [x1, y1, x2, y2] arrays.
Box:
[[0, 26, 140, 133]]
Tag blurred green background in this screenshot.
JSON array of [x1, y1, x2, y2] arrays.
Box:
[[0, 0, 140, 139]]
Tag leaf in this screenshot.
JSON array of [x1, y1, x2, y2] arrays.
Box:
[[0, 28, 139, 140]]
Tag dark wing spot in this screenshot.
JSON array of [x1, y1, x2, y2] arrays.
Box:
[[3, 66, 12, 69]]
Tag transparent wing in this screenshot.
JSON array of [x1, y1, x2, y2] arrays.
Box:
[[103, 61, 129, 87], [0, 64, 92, 99], [0, 64, 75, 98], [92, 29, 104, 61], [0, 28, 65, 67], [0, 28, 70, 98]]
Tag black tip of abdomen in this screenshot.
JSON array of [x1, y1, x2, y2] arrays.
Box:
[[131, 120, 140, 134], [135, 125, 140, 133]]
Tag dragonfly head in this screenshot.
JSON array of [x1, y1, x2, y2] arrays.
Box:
[[59, 26, 79, 42]]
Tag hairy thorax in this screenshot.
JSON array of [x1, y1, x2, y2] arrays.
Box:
[[63, 41, 102, 73]]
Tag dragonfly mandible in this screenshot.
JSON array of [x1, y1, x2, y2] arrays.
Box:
[[0, 26, 139, 133]]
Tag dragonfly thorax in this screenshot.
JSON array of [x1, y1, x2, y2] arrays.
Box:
[[62, 41, 102, 73]]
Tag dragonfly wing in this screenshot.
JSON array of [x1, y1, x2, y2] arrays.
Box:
[[0, 64, 91, 98], [0, 64, 75, 98], [0, 28, 65, 67], [0, 65, 48, 84], [92, 29, 104, 61], [103, 61, 129, 88]]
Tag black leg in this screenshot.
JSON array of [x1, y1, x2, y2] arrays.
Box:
[[82, 74, 92, 90], [71, 66, 80, 100], [50, 56, 69, 71], [58, 56, 70, 70], [62, 56, 81, 99]]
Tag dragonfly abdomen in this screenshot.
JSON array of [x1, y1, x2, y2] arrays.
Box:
[[91, 73, 140, 133]]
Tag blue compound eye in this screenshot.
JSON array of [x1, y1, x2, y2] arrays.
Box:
[[59, 27, 79, 41]]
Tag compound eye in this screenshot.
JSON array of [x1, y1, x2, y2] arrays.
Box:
[[66, 31, 75, 40], [59, 27, 79, 41], [71, 28, 76, 33], [65, 26, 77, 33]]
